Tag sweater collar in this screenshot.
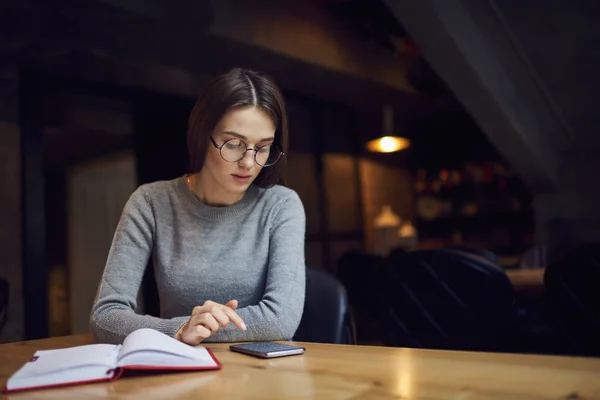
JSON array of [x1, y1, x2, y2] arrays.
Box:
[[177, 175, 260, 220]]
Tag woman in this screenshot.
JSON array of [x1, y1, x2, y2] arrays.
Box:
[[90, 67, 306, 346]]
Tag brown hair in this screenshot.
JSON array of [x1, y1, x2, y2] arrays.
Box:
[[187, 67, 288, 188]]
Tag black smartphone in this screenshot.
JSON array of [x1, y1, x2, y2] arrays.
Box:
[[229, 342, 306, 359]]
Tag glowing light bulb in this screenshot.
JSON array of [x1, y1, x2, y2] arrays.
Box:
[[366, 136, 410, 153]]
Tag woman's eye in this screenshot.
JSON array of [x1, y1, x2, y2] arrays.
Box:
[[225, 139, 243, 149]]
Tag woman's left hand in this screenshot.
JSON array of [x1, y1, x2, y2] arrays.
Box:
[[176, 299, 246, 345]]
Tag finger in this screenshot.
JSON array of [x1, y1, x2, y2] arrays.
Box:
[[225, 299, 238, 310], [191, 301, 245, 330], [192, 300, 218, 316], [192, 305, 209, 317], [198, 313, 221, 333], [182, 324, 211, 345], [189, 311, 215, 331], [222, 307, 246, 331], [210, 309, 231, 329]]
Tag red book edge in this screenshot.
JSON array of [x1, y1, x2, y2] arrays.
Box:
[[2, 348, 222, 394]]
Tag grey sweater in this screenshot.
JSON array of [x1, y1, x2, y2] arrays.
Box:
[[90, 176, 306, 344]]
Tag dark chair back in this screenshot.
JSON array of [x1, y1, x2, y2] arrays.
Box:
[[293, 267, 356, 344], [544, 243, 600, 357], [449, 245, 499, 264], [337, 251, 391, 343], [383, 248, 518, 352], [0, 277, 8, 335], [337, 251, 389, 310]]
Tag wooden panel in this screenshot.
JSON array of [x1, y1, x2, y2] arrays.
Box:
[[0, 121, 23, 343], [304, 241, 322, 270], [67, 152, 137, 334], [323, 154, 361, 233], [284, 154, 321, 236], [360, 158, 413, 253]]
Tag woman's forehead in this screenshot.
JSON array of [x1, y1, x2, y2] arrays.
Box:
[[217, 107, 276, 141]]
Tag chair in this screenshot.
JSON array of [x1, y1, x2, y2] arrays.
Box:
[[293, 267, 356, 344], [337, 251, 391, 343], [383, 248, 519, 352], [449, 245, 499, 264], [0, 277, 8, 335], [544, 243, 600, 357]]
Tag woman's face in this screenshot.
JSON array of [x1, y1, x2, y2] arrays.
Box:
[[202, 106, 276, 199]]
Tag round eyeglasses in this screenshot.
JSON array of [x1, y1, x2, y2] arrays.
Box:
[[210, 137, 284, 167]]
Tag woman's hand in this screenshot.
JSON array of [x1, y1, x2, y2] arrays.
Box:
[[176, 299, 246, 345]]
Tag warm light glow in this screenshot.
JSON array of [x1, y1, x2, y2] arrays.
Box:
[[366, 136, 410, 153], [398, 222, 416, 238], [394, 348, 414, 398]]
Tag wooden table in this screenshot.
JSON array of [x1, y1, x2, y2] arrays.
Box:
[[505, 268, 545, 295], [2, 334, 600, 400]]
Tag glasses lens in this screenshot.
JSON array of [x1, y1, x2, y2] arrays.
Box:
[[255, 144, 281, 167], [220, 139, 246, 162]]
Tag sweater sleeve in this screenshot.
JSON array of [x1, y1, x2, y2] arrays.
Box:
[[204, 190, 307, 342], [89, 187, 188, 344]]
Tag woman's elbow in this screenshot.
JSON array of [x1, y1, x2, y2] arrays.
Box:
[[89, 306, 120, 344], [273, 308, 304, 340], [89, 313, 108, 343], [89, 318, 104, 343]]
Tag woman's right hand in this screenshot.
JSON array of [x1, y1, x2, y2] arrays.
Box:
[[176, 299, 247, 345]]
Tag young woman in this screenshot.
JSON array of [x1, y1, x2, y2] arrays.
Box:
[[90, 68, 306, 346]]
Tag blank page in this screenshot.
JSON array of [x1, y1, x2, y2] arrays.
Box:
[[5, 366, 116, 392], [117, 329, 217, 367], [5, 344, 118, 392], [9, 344, 117, 378]]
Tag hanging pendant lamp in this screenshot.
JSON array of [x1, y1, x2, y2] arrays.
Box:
[[366, 105, 410, 153]]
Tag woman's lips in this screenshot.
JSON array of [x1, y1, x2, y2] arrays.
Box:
[[232, 174, 251, 183]]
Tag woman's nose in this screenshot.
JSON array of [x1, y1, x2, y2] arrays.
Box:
[[238, 150, 255, 168]]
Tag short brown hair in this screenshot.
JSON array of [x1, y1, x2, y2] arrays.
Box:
[[187, 67, 288, 188]]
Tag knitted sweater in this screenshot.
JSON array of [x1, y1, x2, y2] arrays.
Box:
[[90, 176, 306, 344]]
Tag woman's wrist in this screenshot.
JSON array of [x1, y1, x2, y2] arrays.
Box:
[[175, 321, 188, 342]]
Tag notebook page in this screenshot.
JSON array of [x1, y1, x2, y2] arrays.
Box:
[[4, 382, 110, 398], [5, 366, 116, 392], [9, 344, 118, 378], [5, 344, 119, 392], [117, 328, 217, 367], [116, 352, 216, 368]]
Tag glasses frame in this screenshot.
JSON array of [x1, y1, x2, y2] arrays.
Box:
[[209, 136, 284, 167]]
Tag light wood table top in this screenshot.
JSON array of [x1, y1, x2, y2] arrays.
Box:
[[2, 333, 600, 399], [505, 268, 545, 295]]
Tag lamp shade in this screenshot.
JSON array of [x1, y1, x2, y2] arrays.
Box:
[[366, 105, 410, 153], [366, 136, 410, 153]]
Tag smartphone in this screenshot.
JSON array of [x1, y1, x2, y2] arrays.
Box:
[[229, 342, 305, 359]]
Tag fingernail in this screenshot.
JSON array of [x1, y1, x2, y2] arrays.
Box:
[[241, 323, 247, 331]]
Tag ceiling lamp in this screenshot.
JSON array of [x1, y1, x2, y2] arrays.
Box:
[[366, 135, 410, 153], [366, 105, 410, 153]]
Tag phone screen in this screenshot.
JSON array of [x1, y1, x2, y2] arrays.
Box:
[[229, 342, 305, 358]]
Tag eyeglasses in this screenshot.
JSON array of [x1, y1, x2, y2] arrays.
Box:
[[210, 137, 284, 167]]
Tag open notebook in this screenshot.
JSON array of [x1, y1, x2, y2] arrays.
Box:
[[3, 328, 221, 393]]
